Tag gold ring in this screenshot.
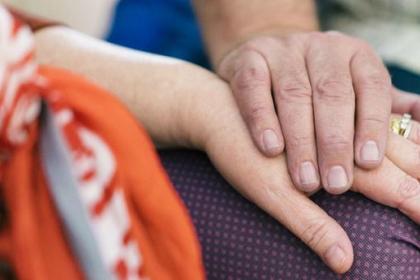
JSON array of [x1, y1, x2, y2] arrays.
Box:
[[391, 113, 412, 138]]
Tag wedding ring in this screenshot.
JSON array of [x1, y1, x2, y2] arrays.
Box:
[[391, 113, 412, 138]]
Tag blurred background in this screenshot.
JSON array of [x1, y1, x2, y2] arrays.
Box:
[[2, 0, 209, 67], [3, 0, 420, 92], [3, 0, 117, 38]]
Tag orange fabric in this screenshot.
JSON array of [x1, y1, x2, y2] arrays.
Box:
[[0, 66, 204, 280], [0, 6, 204, 279]]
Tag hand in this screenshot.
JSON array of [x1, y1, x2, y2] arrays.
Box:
[[193, 81, 420, 273], [217, 32, 393, 195], [34, 27, 420, 274]]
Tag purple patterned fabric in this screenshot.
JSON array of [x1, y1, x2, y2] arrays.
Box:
[[159, 150, 420, 280]]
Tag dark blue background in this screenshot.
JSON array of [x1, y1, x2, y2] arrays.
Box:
[[107, 0, 209, 67], [107, 0, 420, 94]]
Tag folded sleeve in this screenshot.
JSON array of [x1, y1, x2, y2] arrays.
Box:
[[7, 6, 62, 32]]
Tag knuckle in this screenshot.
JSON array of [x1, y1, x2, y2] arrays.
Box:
[[276, 79, 312, 102], [263, 184, 287, 203], [241, 37, 279, 53], [301, 218, 331, 249], [325, 31, 349, 42], [308, 31, 325, 41], [287, 134, 314, 149], [260, 183, 294, 212], [240, 41, 259, 52], [357, 73, 391, 93], [234, 65, 268, 92], [284, 33, 306, 45], [319, 134, 352, 151], [314, 76, 353, 103], [360, 115, 388, 128], [311, 31, 350, 46], [396, 176, 420, 208], [243, 105, 271, 125]]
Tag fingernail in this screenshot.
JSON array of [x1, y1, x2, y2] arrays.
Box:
[[299, 161, 318, 188], [262, 129, 281, 153], [325, 244, 346, 270], [361, 140, 380, 162], [327, 166, 348, 192]]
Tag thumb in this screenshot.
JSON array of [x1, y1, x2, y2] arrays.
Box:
[[259, 186, 354, 274]]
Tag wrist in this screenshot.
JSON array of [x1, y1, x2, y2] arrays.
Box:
[[193, 0, 319, 66], [174, 68, 232, 151], [34, 27, 206, 150], [214, 24, 319, 68]]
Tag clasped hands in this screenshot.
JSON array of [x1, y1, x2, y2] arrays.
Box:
[[34, 27, 420, 275], [197, 32, 420, 274]]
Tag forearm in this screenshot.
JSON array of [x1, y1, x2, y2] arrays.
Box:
[[33, 26, 289, 194], [33, 27, 292, 209], [34, 26, 214, 149], [192, 0, 319, 65]]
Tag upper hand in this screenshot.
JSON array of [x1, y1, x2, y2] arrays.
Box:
[[218, 32, 393, 195]]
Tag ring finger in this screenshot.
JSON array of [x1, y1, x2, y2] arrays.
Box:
[[306, 34, 355, 195], [386, 114, 420, 180]]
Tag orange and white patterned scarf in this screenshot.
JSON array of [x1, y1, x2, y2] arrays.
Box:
[[0, 6, 203, 280]]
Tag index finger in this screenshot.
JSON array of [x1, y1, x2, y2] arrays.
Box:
[[220, 49, 285, 157]]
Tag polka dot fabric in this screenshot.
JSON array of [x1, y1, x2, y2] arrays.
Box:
[[159, 150, 420, 280]]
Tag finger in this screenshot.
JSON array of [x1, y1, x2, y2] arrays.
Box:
[[386, 115, 420, 180], [257, 183, 353, 273], [406, 114, 420, 145], [228, 50, 284, 157], [353, 158, 420, 224], [205, 81, 353, 273], [386, 133, 420, 180], [389, 113, 420, 145], [266, 40, 320, 192], [306, 33, 355, 194], [351, 47, 392, 169], [392, 89, 420, 121]]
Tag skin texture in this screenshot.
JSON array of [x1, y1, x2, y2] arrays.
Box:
[[192, 0, 402, 196], [34, 27, 420, 274], [191, 0, 319, 64], [392, 89, 420, 121]]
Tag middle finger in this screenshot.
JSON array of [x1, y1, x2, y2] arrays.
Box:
[[306, 33, 355, 195]]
